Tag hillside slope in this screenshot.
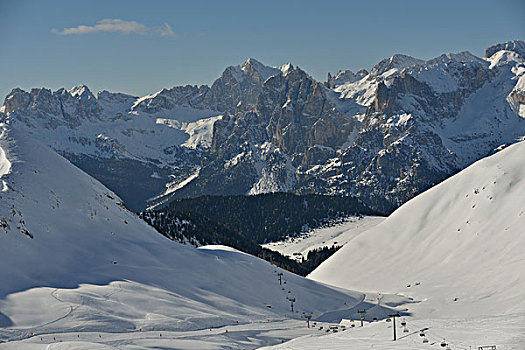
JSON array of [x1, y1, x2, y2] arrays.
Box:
[[310, 140, 525, 318], [0, 120, 406, 348]]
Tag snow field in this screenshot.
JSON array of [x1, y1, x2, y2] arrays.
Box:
[[262, 216, 385, 261]]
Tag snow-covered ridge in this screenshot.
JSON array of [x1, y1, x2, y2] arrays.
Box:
[[240, 58, 282, 81], [485, 39, 525, 58], [3, 85, 221, 162], [369, 54, 424, 77], [281, 140, 525, 349]]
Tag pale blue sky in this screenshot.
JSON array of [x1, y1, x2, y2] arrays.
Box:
[[0, 0, 523, 100]]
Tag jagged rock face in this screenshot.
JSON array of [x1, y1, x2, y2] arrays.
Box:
[[4, 86, 101, 128], [511, 75, 525, 105], [172, 66, 358, 201], [326, 69, 368, 88], [512, 89, 525, 104], [485, 40, 525, 58], [204, 58, 281, 113], [175, 42, 525, 212], [3, 88, 32, 113], [372, 56, 493, 118], [258, 68, 354, 157], [132, 85, 210, 113]]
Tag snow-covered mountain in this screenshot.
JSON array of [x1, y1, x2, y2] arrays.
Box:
[[309, 138, 525, 317], [159, 40, 525, 211], [0, 58, 294, 211], [0, 117, 413, 348], [261, 139, 525, 350], [2, 85, 221, 210], [2, 40, 525, 212]]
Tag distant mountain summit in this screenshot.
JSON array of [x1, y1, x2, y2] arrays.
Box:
[[2, 40, 525, 212]]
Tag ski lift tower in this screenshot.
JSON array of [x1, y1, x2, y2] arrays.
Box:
[[304, 313, 313, 328], [357, 309, 366, 327], [388, 313, 400, 341]]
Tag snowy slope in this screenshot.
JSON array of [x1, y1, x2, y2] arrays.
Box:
[[261, 313, 525, 350], [260, 141, 525, 350], [311, 141, 525, 318], [262, 216, 385, 261], [0, 121, 409, 348]]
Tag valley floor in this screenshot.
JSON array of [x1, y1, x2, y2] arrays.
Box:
[[0, 319, 316, 350], [262, 313, 525, 350], [3, 312, 523, 349]]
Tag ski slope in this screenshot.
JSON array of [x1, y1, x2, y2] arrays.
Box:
[[262, 216, 384, 261], [310, 140, 525, 317], [0, 122, 407, 349], [261, 313, 525, 350], [286, 140, 525, 349]]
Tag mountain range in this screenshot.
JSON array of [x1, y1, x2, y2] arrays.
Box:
[[2, 40, 524, 212], [1, 100, 523, 348]]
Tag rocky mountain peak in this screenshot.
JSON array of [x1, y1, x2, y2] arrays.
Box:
[[68, 84, 94, 99], [240, 58, 282, 82], [485, 39, 525, 59], [97, 90, 137, 101], [326, 69, 368, 88], [370, 54, 424, 77], [425, 51, 485, 67], [3, 88, 32, 113], [277, 63, 294, 76]]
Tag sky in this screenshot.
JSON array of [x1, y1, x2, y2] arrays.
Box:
[[0, 0, 523, 100]]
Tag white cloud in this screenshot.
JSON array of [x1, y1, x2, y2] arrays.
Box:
[[158, 23, 177, 37], [52, 19, 177, 37]]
